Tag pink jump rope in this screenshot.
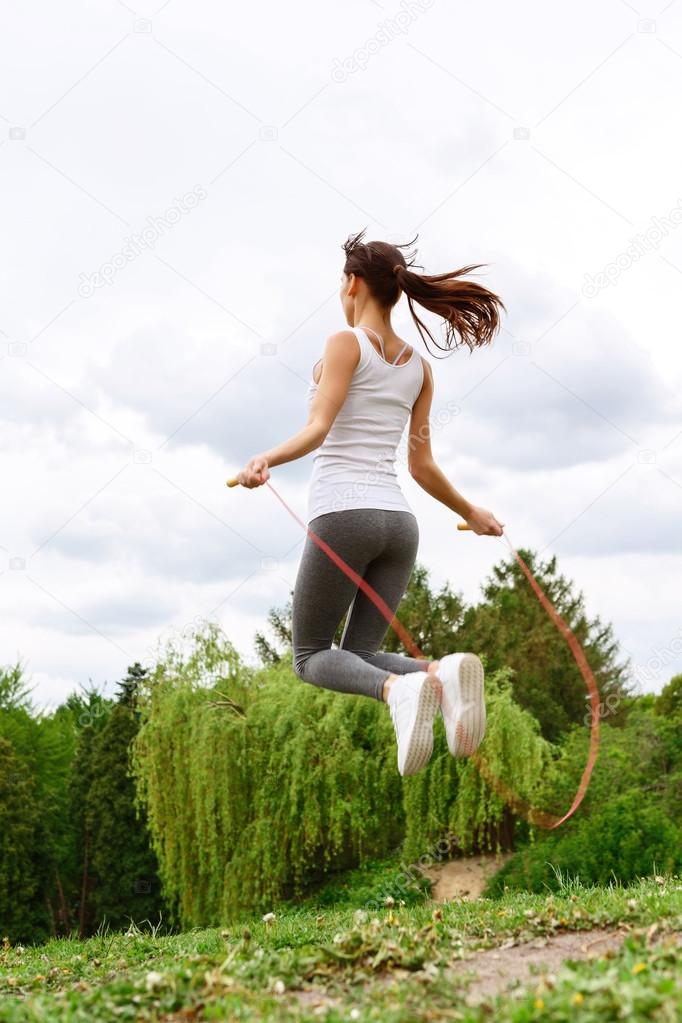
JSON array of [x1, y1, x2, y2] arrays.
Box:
[[227, 472, 600, 829]]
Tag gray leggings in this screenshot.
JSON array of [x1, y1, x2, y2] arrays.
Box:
[[292, 508, 431, 701]]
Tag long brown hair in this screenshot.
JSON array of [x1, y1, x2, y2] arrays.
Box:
[[341, 229, 505, 356]]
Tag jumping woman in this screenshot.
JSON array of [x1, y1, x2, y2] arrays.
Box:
[[236, 230, 506, 777]]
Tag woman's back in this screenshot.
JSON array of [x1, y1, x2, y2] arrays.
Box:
[[233, 230, 504, 774], [306, 326, 424, 522]]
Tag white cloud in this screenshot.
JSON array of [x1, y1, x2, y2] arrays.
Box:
[[2, 0, 682, 705]]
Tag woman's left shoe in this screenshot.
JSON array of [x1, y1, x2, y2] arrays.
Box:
[[387, 671, 441, 776], [435, 653, 486, 757]]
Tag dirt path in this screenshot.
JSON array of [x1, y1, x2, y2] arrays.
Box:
[[294, 928, 631, 1013], [292, 856, 681, 1012], [421, 852, 514, 902], [450, 926, 628, 1002]]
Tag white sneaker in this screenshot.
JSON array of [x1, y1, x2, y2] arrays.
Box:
[[387, 671, 441, 776], [436, 653, 486, 757]]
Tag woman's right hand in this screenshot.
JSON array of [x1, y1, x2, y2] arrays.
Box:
[[238, 454, 270, 489], [464, 504, 505, 536]]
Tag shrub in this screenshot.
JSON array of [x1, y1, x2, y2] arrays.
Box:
[[488, 791, 682, 894]]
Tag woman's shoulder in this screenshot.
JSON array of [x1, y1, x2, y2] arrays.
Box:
[[325, 331, 361, 351], [310, 329, 365, 386], [407, 354, 430, 405], [418, 353, 433, 381], [327, 327, 361, 345], [323, 328, 364, 365]]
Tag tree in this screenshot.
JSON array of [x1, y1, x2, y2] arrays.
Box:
[[378, 563, 466, 659], [0, 737, 50, 944], [254, 600, 294, 665], [78, 665, 166, 935], [69, 688, 114, 937], [116, 661, 147, 707], [656, 673, 682, 718], [453, 548, 632, 741], [0, 661, 33, 711], [253, 549, 629, 742], [254, 560, 466, 666], [0, 662, 80, 939], [0, 661, 167, 943]]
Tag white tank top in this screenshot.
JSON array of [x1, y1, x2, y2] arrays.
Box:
[[306, 326, 425, 523]]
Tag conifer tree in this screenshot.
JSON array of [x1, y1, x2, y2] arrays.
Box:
[[453, 548, 631, 740], [84, 667, 166, 934], [0, 737, 50, 943]]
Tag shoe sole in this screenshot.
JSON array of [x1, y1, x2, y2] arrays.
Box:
[[400, 675, 441, 776], [438, 653, 486, 757]]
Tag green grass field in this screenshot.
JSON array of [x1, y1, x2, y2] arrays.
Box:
[[1, 862, 680, 1022]]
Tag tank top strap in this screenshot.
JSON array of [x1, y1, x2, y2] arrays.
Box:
[[350, 326, 371, 366]]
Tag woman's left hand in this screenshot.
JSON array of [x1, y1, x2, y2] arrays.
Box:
[[238, 455, 270, 488]]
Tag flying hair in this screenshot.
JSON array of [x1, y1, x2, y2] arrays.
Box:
[[341, 228, 506, 356]]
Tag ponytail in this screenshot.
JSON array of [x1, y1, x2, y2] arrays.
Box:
[[342, 229, 505, 356]]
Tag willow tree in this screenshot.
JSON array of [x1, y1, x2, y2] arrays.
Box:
[[133, 622, 553, 927], [132, 621, 405, 927], [401, 667, 555, 861]]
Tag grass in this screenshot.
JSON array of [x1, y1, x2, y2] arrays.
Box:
[[0, 871, 680, 1021]]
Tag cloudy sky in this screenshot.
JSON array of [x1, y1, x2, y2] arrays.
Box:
[[2, 0, 681, 709]]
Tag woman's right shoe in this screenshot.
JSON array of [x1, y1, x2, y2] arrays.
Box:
[[387, 671, 441, 776], [436, 653, 486, 757]]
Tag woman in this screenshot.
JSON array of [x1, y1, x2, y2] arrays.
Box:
[[237, 230, 506, 777]]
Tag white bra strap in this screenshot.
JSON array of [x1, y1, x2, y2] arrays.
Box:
[[358, 325, 408, 364], [392, 342, 408, 365], [360, 324, 385, 358]]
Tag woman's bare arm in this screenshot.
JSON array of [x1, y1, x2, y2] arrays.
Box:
[[408, 358, 504, 536], [237, 331, 359, 487]]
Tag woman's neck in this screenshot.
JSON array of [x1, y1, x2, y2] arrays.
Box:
[[355, 318, 397, 343]]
